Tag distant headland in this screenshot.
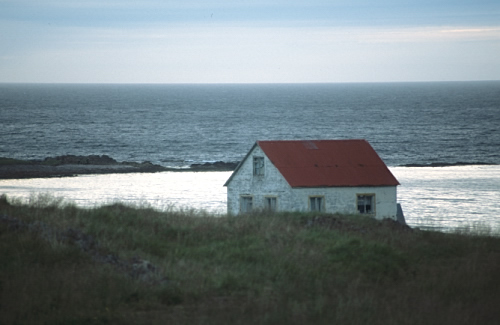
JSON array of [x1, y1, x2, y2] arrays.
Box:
[[0, 155, 239, 180], [398, 162, 496, 167]]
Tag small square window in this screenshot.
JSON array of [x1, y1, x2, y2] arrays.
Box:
[[309, 196, 324, 212], [253, 157, 264, 176], [357, 194, 375, 214]]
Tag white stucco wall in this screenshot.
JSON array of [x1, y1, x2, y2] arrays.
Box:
[[226, 145, 398, 219], [290, 186, 397, 220], [226, 146, 290, 214]]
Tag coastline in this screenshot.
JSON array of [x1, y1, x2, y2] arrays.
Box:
[[1, 155, 497, 180], [0, 155, 238, 180], [398, 162, 496, 167]]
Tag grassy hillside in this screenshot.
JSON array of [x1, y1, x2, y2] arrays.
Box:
[[1, 194, 499, 324]]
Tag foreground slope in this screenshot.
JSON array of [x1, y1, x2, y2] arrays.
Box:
[[1, 195, 499, 325]]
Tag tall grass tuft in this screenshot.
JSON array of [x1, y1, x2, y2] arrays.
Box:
[[1, 194, 499, 324]]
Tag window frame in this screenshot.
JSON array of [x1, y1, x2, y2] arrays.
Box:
[[240, 195, 253, 214], [356, 193, 376, 215], [309, 195, 325, 212], [264, 196, 278, 212], [253, 156, 265, 176]]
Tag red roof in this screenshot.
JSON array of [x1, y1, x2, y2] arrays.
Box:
[[256, 139, 399, 187]]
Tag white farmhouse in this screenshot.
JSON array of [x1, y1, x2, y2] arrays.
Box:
[[224, 139, 401, 220]]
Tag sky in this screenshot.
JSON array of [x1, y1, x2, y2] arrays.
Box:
[[1, 0, 499, 83]]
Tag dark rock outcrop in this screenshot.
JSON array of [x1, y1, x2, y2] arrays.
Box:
[[189, 161, 239, 170], [0, 155, 239, 179], [400, 161, 495, 167], [0, 155, 170, 179], [41, 155, 118, 166]]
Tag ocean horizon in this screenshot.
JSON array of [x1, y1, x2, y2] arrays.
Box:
[[1, 81, 499, 167]]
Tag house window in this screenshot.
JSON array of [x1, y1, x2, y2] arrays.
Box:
[[357, 194, 375, 214], [240, 196, 253, 213], [253, 157, 264, 176], [309, 196, 324, 212], [265, 197, 277, 212]]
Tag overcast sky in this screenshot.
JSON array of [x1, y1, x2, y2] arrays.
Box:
[[1, 0, 499, 83]]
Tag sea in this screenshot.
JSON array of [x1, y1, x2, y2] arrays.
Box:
[[1, 82, 499, 232]]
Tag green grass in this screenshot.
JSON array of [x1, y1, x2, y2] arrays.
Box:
[[1, 194, 499, 324]]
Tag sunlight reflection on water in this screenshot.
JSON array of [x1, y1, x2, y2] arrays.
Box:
[[391, 165, 500, 232], [1, 166, 499, 232], [0, 172, 232, 214]]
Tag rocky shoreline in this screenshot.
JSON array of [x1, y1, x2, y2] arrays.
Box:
[[399, 161, 496, 167], [0, 155, 239, 180], [2, 155, 495, 180]]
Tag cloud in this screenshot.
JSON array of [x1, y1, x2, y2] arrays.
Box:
[[356, 26, 500, 43], [1, 22, 499, 83], [4, 1, 500, 27], [1, 1, 499, 83]]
